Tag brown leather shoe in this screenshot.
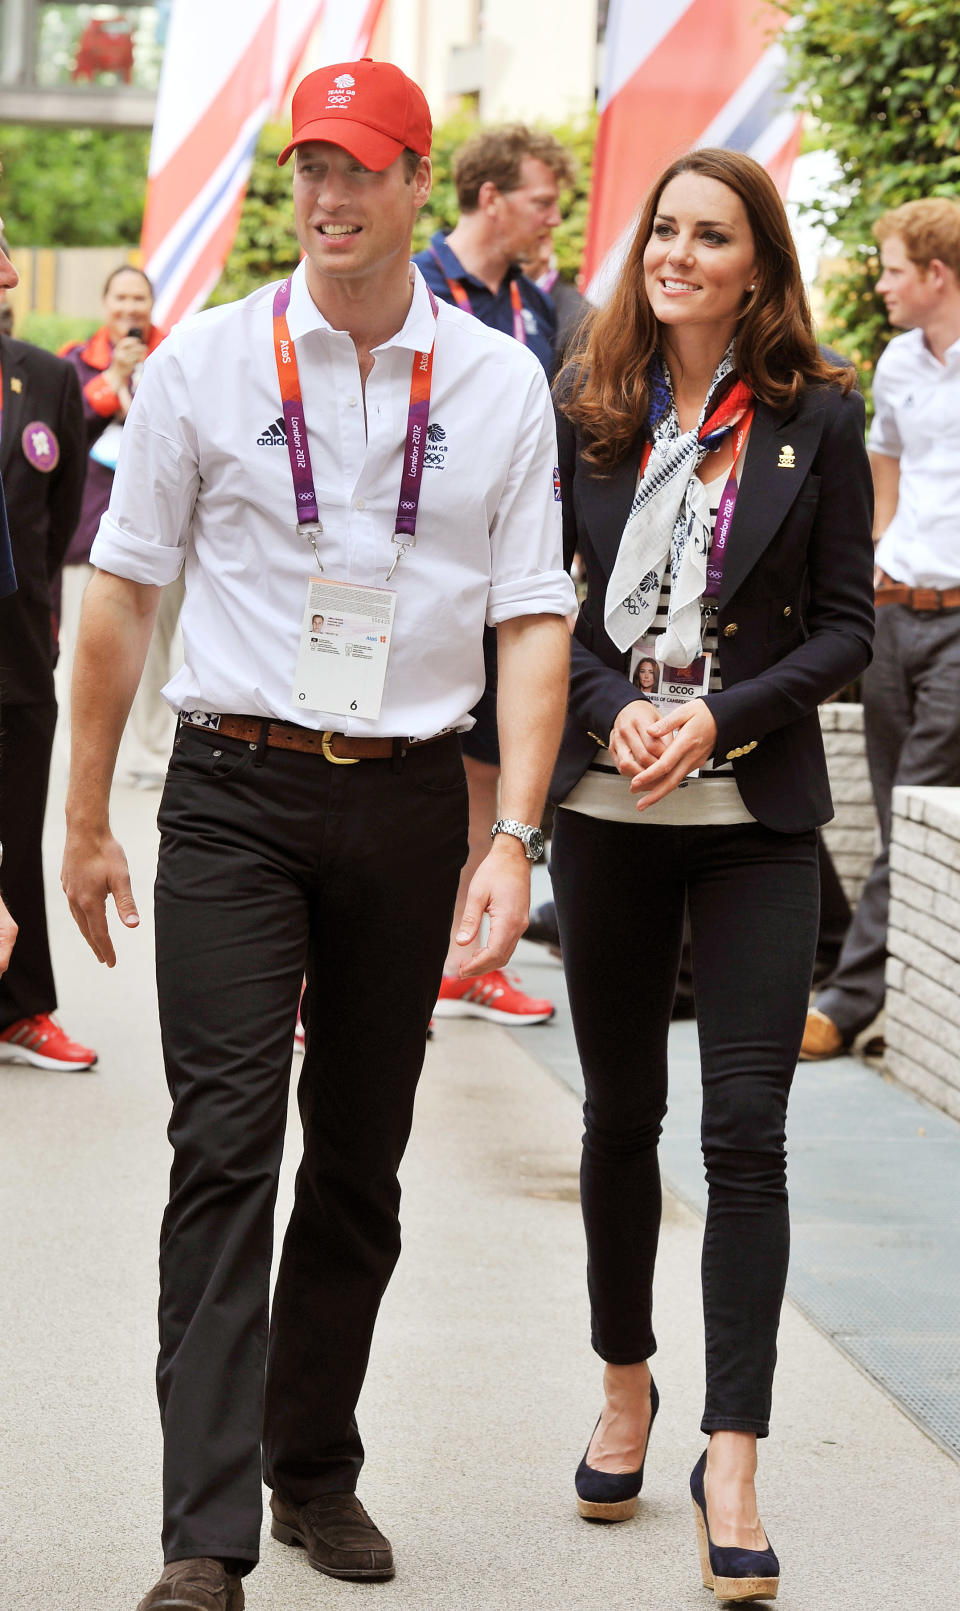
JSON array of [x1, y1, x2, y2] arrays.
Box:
[[136, 1557, 244, 1610], [799, 1008, 847, 1061], [270, 1491, 394, 1581]]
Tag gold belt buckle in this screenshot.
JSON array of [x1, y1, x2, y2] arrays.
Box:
[[321, 730, 359, 765]]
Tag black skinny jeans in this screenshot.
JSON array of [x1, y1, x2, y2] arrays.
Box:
[[551, 808, 819, 1437]]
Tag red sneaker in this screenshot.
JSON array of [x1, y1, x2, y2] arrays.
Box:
[[434, 970, 555, 1026], [0, 1013, 97, 1071]]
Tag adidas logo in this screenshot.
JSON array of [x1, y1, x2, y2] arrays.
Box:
[[257, 417, 287, 446]]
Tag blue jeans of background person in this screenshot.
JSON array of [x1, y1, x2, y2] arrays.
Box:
[[153, 726, 468, 1569], [551, 810, 819, 1437]]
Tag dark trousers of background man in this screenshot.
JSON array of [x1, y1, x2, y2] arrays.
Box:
[[552, 811, 820, 1436], [153, 726, 468, 1570], [0, 700, 58, 1029], [817, 603, 960, 1040]]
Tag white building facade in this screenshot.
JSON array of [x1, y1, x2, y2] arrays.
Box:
[[363, 0, 603, 125]]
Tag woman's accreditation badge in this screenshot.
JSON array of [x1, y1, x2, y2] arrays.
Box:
[[21, 421, 60, 472]]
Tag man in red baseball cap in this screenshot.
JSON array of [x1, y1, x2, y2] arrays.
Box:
[[65, 52, 573, 1611]]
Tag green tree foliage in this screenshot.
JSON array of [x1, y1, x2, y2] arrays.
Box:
[[209, 109, 597, 306], [780, 0, 960, 391], [0, 124, 150, 246]]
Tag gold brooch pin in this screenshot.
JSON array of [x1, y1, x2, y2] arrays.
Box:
[[10, 377, 22, 393], [777, 444, 795, 469]]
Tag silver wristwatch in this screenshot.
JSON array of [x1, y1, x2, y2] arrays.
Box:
[[490, 818, 544, 862]]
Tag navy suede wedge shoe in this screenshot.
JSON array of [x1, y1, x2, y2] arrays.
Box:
[[575, 1378, 659, 1520], [689, 1449, 780, 1603]]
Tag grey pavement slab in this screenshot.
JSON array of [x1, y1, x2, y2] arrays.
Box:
[[0, 764, 956, 1609]]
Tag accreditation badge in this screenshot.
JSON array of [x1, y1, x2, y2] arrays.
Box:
[[292, 576, 396, 722], [629, 636, 712, 778]]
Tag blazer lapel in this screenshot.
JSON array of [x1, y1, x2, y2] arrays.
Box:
[[0, 339, 27, 476], [578, 436, 643, 578], [719, 396, 825, 605]]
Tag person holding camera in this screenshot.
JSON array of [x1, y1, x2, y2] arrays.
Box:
[[59, 267, 175, 785]]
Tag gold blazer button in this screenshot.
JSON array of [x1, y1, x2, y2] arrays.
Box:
[[783, 605, 792, 617], [723, 622, 739, 638]]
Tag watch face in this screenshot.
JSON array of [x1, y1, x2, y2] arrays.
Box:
[[527, 828, 545, 861]]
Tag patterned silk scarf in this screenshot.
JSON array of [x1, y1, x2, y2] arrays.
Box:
[[604, 350, 754, 664]]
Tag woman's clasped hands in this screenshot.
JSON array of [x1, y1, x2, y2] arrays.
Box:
[[610, 697, 719, 811]]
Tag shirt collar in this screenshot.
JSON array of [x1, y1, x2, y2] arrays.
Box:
[[429, 229, 522, 292], [285, 259, 438, 353]]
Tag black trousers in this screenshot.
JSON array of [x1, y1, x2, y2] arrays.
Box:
[[0, 699, 58, 1030], [551, 809, 819, 1437], [153, 727, 468, 1568]]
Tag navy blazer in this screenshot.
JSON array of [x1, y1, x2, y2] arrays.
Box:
[[0, 334, 85, 705], [550, 383, 876, 834]]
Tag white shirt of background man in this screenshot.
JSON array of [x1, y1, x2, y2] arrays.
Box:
[[870, 326, 960, 589]]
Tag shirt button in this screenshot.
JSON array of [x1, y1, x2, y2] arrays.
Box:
[[723, 622, 739, 638], [348, 397, 358, 407], [355, 498, 366, 510]]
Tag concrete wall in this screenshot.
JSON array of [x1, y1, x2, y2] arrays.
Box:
[[885, 786, 960, 1123], [820, 702, 878, 907]]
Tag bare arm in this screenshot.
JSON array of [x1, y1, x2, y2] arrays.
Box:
[[870, 451, 900, 583], [61, 570, 162, 965], [456, 612, 570, 977]]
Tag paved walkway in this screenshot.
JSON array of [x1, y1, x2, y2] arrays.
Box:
[[0, 766, 956, 1609]]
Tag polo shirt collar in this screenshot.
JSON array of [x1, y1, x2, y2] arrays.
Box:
[[429, 229, 522, 291], [285, 259, 438, 353]]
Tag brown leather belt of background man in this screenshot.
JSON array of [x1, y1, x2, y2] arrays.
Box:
[[179, 711, 449, 763], [875, 583, 960, 611]]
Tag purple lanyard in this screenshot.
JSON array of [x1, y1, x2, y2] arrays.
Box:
[[703, 411, 753, 599], [272, 277, 439, 577]]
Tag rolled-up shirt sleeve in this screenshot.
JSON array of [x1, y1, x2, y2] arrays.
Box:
[[90, 343, 200, 585], [486, 361, 577, 625], [867, 356, 901, 460]]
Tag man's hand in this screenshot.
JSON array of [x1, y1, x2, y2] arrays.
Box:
[[454, 836, 531, 978], [0, 894, 17, 976], [609, 698, 669, 778], [61, 826, 140, 967], [629, 698, 718, 810]]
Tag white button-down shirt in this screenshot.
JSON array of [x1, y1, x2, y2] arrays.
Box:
[[870, 327, 960, 588], [91, 262, 575, 737]]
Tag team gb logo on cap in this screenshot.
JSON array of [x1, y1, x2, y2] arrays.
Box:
[[328, 72, 356, 108]]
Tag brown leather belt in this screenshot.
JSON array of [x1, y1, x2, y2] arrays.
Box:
[[178, 711, 449, 763], [875, 583, 960, 611]]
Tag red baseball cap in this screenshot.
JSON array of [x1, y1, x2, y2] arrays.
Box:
[[277, 58, 432, 170]]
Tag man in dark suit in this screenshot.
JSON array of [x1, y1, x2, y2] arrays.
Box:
[[0, 224, 94, 1067], [0, 220, 19, 976]]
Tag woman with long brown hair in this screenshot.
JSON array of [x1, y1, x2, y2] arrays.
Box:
[[550, 149, 874, 1599]]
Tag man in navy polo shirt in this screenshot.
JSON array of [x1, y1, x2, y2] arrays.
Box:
[[415, 124, 573, 375], [414, 126, 575, 1027]]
